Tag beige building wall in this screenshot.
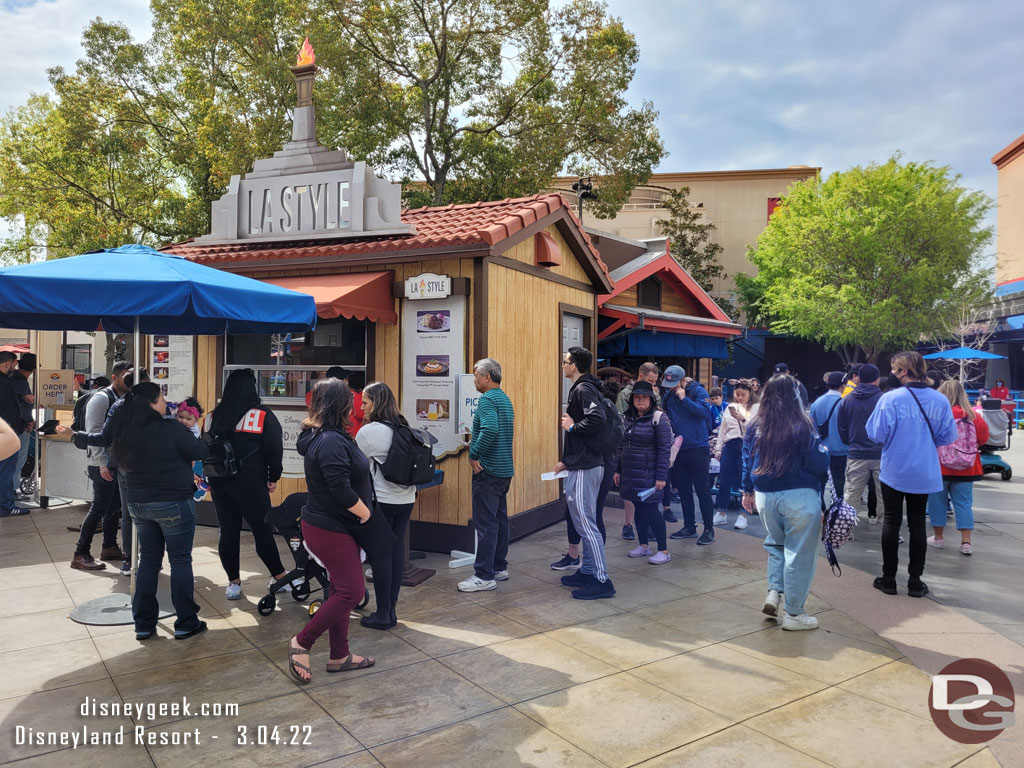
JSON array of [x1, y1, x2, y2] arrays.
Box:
[[993, 134, 1024, 290], [553, 167, 819, 295]]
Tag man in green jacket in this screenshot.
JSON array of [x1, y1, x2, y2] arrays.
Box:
[[459, 358, 515, 593], [616, 362, 662, 414]]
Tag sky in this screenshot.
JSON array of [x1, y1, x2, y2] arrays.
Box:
[[2, 0, 1022, 249]]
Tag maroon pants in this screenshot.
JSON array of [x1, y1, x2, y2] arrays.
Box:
[[296, 521, 364, 659]]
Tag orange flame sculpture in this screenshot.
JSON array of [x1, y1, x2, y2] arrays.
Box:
[[296, 37, 315, 67]]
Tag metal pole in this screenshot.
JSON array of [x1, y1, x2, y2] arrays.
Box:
[[31, 329, 39, 504], [130, 317, 140, 596]]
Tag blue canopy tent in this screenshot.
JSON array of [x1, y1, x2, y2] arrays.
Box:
[[0, 244, 317, 625]]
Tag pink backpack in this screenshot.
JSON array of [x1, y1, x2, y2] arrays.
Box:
[[937, 418, 977, 470]]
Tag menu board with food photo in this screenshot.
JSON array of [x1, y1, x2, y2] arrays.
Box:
[[401, 287, 466, 458], [148, 334, 195, 403]]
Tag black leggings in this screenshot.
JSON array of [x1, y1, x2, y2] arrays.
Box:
[[880, 481, 928, 579], [566, 482, 609, 545], [636, 500, 667, 551], [211, 482, 285, 582], [369, 502, 413, 616]]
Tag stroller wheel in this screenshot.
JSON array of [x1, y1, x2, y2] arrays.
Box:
[[357, 589, 370, 610], [256, 594, 276, 616], [1001, 468, 1012, 481], [308, 600, 322, 617], [292, 581, 310, 602]]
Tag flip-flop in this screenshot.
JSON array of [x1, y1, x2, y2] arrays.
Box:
[[326, 653, 375, 673], [287, 638, 312, 684]]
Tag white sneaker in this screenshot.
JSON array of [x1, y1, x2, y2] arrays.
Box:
[[457, 575, 497, 593], [712, 512, 728, 526], [781, 612, 819, 631], [733, 515, 748, 530], [494, 570, 509, 581], [762, 589, 781, 617], [225, 582, 243, 600]]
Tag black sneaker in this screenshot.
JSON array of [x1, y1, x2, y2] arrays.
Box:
[[696, 528, 715, 545], [550, 553, 581, 571], [663, 509, 678, 523], [561, 571, 593, 588], [572, 578, 615, 600], [622, 524, 635, 540], [670, 526, 698, 540], [872, 576, 897, 595], [907, 579, 930, 598]]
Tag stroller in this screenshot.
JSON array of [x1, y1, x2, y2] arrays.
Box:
[[977, 399, 1013, 481], [259, 492, 369, 617]]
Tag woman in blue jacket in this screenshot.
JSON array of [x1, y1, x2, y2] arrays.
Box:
[[614, 381, 673, 564], [741, 374, 829, 630], [866, 351, 957, 598]]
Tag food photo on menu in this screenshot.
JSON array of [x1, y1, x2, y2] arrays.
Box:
[[416, 309, 451, 333], [153, 335, 169, 347], [153, 367, 169, 380], [415, 399, 450, 421], [415, 355, 450, 377], [154, 350, 169, 363]]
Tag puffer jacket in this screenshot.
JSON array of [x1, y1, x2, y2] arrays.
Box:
[[615, 408, 672, 503]]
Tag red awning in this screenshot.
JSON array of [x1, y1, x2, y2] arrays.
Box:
[[263, 272, 397, 324]]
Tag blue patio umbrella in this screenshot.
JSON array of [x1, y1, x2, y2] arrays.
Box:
[[923, 347, 1007, 360], [0, 243, 317, 334], [0, 243, 317, 626]]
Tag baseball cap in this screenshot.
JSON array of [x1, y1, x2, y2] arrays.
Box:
[[826, 371, 844, 389], [859, 363, 880, 383], [661, 365, 686, 386], [773, 363, 789, 374], [631, 380, 656, 398]]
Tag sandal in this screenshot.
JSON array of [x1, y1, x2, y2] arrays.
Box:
[[326, 653, 375, 673], [287, 637, 312, 684]]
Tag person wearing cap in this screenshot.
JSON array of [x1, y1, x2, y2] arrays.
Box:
[[810, 372, 849, 506], [662, 365, 717, 545], [9, 352, 37, 498], [772, 363, 809, 408], [614, 380, 673, 564], [837, 363, 884, 525], [614, 362, 663, 539], [841, 364, 862, 398]]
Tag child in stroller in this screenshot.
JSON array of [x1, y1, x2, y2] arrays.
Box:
[[259, 492, 370, 617]]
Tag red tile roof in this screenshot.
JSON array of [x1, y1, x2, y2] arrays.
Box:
[[164, 192, 611, 285]]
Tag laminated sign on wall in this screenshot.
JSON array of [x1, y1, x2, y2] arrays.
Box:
[[37, 369, 74, 407]]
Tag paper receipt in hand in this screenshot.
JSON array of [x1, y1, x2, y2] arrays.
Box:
[[541, 470, 569, 481], [637, 486, 659, 501]]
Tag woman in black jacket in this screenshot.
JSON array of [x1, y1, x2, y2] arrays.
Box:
[[288, 378, 378, 683], [205, 368, 290, 601], [109, 382, 209, 640]]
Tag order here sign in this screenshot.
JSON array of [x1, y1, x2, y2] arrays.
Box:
[[38, 369, 75, 407]]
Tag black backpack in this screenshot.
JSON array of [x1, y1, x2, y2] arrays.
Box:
[[203, 436, 259, 478], [71, 387, 116, 436], [376, 423, 436, 486], [581, 381, 624, 454]]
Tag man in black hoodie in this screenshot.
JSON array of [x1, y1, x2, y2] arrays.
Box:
[[553, 346, 614, 600], [837, 363, 883, 524]]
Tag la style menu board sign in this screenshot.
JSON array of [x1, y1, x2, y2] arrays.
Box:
[[401, 273, 465, 457], [149, 335, 195, 403]]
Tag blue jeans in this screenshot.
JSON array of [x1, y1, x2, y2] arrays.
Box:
[[472, 470, 511, 581], [927, 481, 974, 530], [716, 438, 742, 511], [0, 450, 20, 510], [129, 498, 201, 634], [758, 487, 821, 615]]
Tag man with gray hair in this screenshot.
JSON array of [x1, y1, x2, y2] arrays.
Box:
[[459, 358, 515, 593]]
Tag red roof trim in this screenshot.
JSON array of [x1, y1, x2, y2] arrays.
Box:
[[600, 306, 741, 338], [599, 251, 732, 323]]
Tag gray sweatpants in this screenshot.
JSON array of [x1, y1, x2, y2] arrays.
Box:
[[566, 467, 608, 583]]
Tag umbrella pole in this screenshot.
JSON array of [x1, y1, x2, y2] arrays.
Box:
[[130, 318, 140, 598]]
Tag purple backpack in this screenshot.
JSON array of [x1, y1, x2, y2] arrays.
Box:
[[822, 468, 857, 576]]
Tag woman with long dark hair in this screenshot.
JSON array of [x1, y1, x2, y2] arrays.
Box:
[[355, 381, 416, 628], [867, 351, 957, 597], [289, 378, 377, 683], [110, 382, 209, 639], [741, 374, 829, 630], [205, 368, 290, 601]]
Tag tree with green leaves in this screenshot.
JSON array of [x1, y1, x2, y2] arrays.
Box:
[[0, 0, 663, 261], [735, 155, 992, 364], [655, 186, 728, 297]]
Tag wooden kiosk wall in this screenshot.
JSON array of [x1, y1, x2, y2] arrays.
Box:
[[193, 223, 599, 545]]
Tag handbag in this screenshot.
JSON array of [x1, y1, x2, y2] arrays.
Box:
[[821, 467, 858, 576]]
